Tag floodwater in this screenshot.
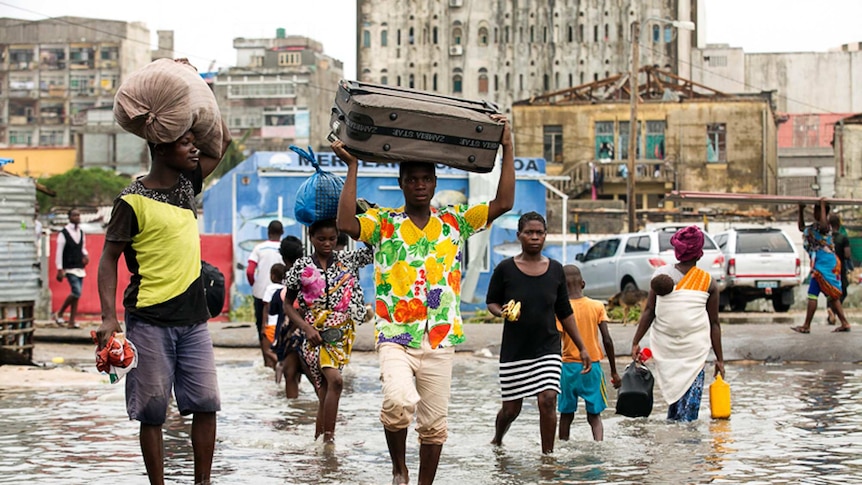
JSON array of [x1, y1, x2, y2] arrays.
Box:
[[1, 354, 862, 484]]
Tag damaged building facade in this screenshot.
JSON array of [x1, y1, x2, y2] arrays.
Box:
[[356, 0, 701, 112], [213, 31, 344, 153], [513, 67, 778, 228]]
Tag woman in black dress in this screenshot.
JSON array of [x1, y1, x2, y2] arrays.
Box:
[[486, 212, 592, 454]]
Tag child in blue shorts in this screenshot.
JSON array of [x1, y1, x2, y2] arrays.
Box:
[[557, 265, 622, 441]]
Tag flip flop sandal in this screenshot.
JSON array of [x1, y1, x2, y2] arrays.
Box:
[[832, 326, 851, 333], [791, 326, 810, 334]]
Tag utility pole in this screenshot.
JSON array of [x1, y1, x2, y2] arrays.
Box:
[[627, 21, 640, 232]]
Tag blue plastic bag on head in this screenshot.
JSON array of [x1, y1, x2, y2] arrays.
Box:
[[292, 145, 345, 226]]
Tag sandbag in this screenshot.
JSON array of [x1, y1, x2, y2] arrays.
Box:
[[292, 145, 345, 226], [114, 58, 226, 158], [615, 362, 655, 418]]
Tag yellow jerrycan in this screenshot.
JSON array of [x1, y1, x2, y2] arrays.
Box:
[[709, 374, 731, 419]]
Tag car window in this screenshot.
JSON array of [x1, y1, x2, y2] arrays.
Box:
[[735, 232, 794, 253], [715, 234, 728, 249], [658, 231, 717, 251], [625, 235, 650, 253], [584, 239, 620, 261]]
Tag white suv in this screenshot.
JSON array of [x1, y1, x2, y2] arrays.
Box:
[[575, 228, 727, 300], [714, 228, 802, 312]]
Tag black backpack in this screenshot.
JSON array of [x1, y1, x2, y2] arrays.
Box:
[[201, 260, 225, 319]]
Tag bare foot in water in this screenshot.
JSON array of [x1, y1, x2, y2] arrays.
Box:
[[392, 474, 408, 485]]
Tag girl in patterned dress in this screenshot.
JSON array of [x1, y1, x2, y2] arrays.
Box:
[[283, 219, 372, 443]]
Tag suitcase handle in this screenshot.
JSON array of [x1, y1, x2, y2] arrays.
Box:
[[341, 79, 500, 114]]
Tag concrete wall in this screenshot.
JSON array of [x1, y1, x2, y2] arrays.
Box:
[[690, 46, 862, 114], [834, 123, 862, 199], [0, 147, 76, 177]]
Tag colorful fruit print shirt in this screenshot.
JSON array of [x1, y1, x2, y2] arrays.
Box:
[[357, 203, 490, 349]]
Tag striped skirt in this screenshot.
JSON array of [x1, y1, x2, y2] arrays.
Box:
[[499, 354, 562, 401]]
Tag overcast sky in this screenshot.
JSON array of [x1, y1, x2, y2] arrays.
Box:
[[3, 0, 861, 79]]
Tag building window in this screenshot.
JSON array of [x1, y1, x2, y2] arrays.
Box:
[[619, 121, 642, 160], [278, 52, 301, 66], [652, 25, 661, 43], [433, 27, 438, 44], [595, 121, 615, 159], [10, 130, 33, 146], [604, 24, 609, 40], [580, 72, 585, 84], [505, 26, 510, 43], [505, 73, 510, 90], [381, 75, 388, 85], [251, 55, 264, 67], [543, 74, 549, 91], [478, 69, 489, 93], [363, 30, 371, 48], [568, 73, 573, 87], [494, 27, 498, 43], [478, 27, 489, 46], [381, 30, 388, 47], [646, 121, 666, 159], [433, 73, 438, 91], [568, 25, 573, 42], [543, 125, 563, 163], [494, 75, 499, 91], [519, 74, 523, 91], [453, 75, 463, 93], [543, 26, 548, 43], [397, 75, 402, 86], [409, 74, 415, 88], [707, 123, 727, 163], [593, 25, 599, 42], [227, 82, 296, 98], [530, 26, 535, 43], [409, 27, 415, 45], [397, 29, 401, 46], [452, 27, 463, 45], [40, 129, 64, 146], [579, 24, 584, 42]]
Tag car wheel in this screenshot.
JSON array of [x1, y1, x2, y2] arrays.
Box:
[[772, 298, 791, 313], [622, 281, 638, 293], [730, 298, 747, 312]]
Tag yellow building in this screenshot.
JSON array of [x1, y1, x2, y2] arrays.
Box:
[[513, 67, 779, 217], [0, 147, 76, 178]]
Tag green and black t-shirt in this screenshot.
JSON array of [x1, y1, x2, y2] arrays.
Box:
[[105, 167, 209, 326]]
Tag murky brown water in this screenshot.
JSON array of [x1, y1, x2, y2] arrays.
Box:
[[1, 355, 861, 484]]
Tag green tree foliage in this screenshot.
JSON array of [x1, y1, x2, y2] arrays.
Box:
[[37, 168, 131, 211], [207, 129, 252, 184]]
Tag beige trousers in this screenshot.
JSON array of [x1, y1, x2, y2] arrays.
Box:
[[378, 333, 454, 445]]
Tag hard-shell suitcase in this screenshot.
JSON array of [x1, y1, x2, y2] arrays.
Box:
[[329, 79, 504, 173]]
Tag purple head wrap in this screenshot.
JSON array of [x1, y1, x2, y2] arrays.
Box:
[[671, 225, 704, 262]]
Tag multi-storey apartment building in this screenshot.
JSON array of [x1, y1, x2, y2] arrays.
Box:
[[0, 17, 151, 150], [356, 0, 700, 112], [214, 31, 344, 153]]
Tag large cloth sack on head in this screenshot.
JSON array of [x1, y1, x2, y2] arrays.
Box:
[[292, 146, 345, 226], [114, 58, 226, 158]]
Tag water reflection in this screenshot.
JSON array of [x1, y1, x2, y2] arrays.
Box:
[[1, 357, 862, 484]]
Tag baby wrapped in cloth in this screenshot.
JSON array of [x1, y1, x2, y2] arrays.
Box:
[[649, 226, 712, 420]]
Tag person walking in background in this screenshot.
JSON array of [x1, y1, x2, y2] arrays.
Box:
[[828, 213, 852, 325], [485, 212, 592, 454], [273, 236, 306, 398], [54, 208, 88, 329], [631, 225, 725, 422], [333, 113, 514, 485], [97, 129, 230, 485], [247, 220, 285, 368], [261, 263, 286, 369], [557, 264, 620, 442], [283, 219, 373, 444], [792, 202, 852, 333]]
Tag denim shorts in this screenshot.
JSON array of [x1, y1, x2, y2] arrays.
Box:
[[66, 274, 83, 298], [125, 314, 221, 425]]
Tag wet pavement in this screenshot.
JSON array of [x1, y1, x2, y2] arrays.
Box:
[[31, 310, 862, 363]]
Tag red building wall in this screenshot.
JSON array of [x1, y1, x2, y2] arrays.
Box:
[[49, 233, 233, 320]]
